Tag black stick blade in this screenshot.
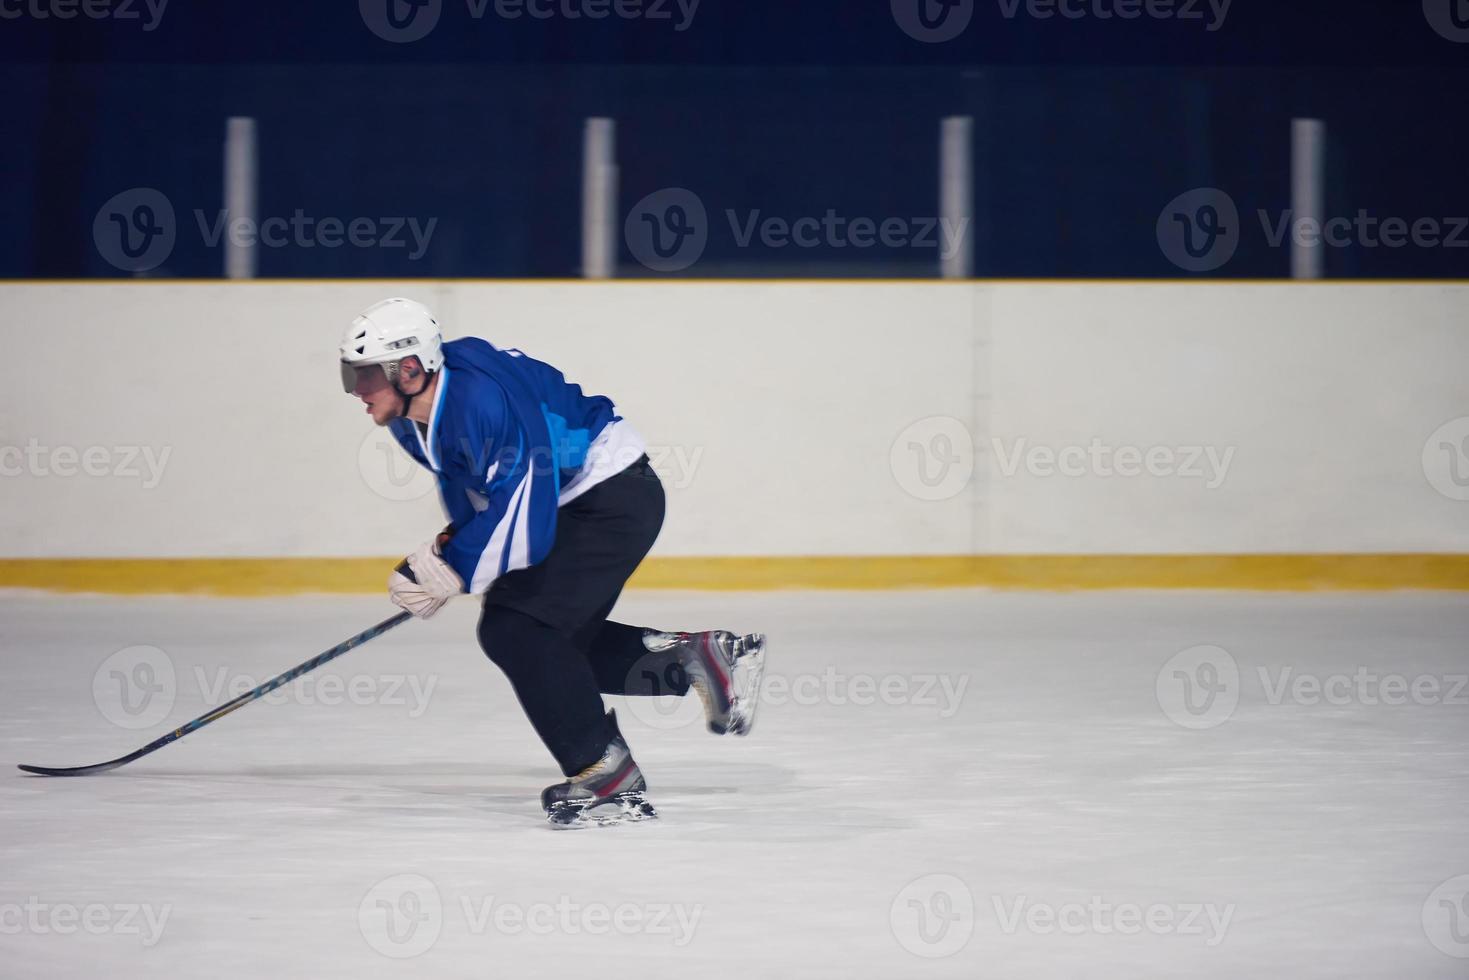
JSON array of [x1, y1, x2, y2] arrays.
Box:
[[19, 760, 129, 776], [19, 733, 170, 776]]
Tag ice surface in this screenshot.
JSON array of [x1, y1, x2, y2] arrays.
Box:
[[2, 590, 1468, 979]]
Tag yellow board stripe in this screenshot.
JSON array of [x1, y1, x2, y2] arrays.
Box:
[[0, 555, 1466, 595]]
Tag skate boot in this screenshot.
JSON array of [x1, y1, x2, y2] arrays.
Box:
[[541, 717, 657, 829], [643, 630, 767, 735]]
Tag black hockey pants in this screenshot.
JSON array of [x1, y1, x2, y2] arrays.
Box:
[[476, 455, 691, 776]]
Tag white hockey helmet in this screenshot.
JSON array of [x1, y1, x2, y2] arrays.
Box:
[[340, 297, 444, 393]]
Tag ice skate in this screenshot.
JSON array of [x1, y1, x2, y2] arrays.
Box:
[[643, 630, 767, 735], [541, 721, 658, 829]]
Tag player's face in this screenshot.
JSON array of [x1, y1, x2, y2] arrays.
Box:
[[348, 365, 403, 426]]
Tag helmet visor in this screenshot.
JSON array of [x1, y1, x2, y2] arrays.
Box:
[[341, 361, 392, 395]]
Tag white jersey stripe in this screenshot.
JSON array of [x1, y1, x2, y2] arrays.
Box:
[[508, 486, 532, 574], [469, 471, 528, 594]]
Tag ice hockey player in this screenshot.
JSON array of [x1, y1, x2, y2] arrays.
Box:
[[339, 298, 765, 828]]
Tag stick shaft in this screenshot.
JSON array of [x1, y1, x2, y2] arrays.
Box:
[[19, 611, 413, 776]]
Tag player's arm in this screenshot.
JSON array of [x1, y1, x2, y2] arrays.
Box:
[[388, 388, 558, 617], [438, 417, 559, 594]]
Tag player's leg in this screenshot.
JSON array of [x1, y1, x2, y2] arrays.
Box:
[[478, 455, 666, 825], [549, 453, 768, 733], [573, 587, 768, 735], [573, 604, 689, 697], [477, 603, 652, 827], [476, 603, 617, 778]]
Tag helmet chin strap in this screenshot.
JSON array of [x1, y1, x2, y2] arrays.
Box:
[[391, 361, 432, 421]]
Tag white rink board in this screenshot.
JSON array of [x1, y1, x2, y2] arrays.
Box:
[[986, 283, 1469, 553], [0, 282, 1465, 558]]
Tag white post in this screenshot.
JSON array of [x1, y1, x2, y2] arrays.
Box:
[[940, 116, 974, 279], [1291, 118, 1326, 280], [581, 118, 618, 279], [223, 116, 257, 279]]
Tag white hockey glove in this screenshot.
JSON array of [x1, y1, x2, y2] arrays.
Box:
[[388, 537, 464, 619]]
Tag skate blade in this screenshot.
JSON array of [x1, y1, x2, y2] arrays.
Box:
[[725, 633, 767, 736], [546, 793, 658, 830]]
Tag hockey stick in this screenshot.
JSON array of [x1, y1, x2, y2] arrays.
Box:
[[17, 610, 413, 777]]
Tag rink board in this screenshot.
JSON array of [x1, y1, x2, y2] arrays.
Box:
[[2, 281, 1466, 592]]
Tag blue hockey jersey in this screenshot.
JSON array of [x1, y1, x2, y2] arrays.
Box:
[[386, 337, 645, 594]]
